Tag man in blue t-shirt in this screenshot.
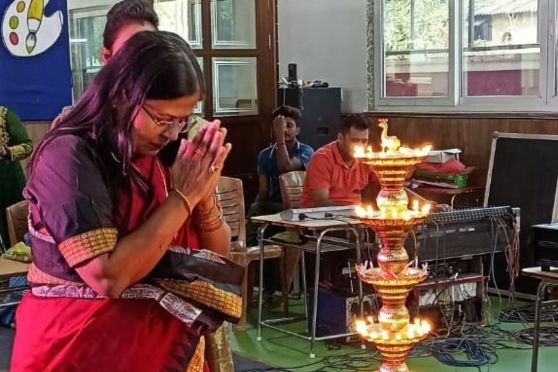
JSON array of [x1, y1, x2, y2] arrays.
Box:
[[246, 105, 314, 246]]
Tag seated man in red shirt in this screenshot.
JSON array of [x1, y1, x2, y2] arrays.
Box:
[[300, 114, 376, 286], [301, 114, 378, 208], [301, 115, 436, 285]]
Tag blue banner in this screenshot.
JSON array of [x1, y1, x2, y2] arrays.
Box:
[[0, 0, 72, 121]]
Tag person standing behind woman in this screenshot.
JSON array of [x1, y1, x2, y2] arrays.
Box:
[[52, 0, 159, 129], [11, 31, 231, 371], [100, 0, 158, 64], [52, 0, 204, 153], [0, 107, 32, 249]]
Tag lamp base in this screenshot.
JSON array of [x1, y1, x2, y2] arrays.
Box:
[[379, 363, 409, 372]]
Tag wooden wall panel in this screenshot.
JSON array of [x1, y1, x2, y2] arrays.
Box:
[[364, 113, 558, 186], [26, 114, 558, 203], [221, 119, 267, 207]]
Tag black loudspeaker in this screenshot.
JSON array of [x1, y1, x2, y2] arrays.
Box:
[[277, 87, 341, 150], [485, 133, 558, 294], [307, 290, 376, 337], [288, 63, 297, 82]]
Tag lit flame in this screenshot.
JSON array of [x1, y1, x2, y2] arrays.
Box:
[[355, 201, 432, 221], [356, 318, 432, 342], [353, 142, 432, 159], [420, 320, 431, 334], [422, 144, 433, 153], [356, 320, 368, 335]]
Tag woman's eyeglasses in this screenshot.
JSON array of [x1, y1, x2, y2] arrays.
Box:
[[141, 105, 188, 130]]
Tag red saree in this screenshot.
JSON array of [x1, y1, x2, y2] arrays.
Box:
[[11, 136, 212, 372], [12, 295, 208, 372]]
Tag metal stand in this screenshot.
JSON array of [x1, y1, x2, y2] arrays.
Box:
[[256, 223, 364, 358], [521, 267, 558, 372]]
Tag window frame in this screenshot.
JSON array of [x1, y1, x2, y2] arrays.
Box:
[[372, 0, 558, 112]]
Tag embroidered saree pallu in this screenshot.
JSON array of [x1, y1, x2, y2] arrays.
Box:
[[151, 247, 244, 324]]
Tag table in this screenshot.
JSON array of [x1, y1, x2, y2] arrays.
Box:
[[251, 213, 367, 358], [0, 258, 29, 308], [414, 185, 485, 208], [521, 266, 558, 372]]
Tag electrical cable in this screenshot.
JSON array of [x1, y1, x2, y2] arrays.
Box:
[[513, 326, 558, 346], [239, 301, 556, 372]]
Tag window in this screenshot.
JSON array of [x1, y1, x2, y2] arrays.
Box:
[[373, 0, 558, 111], [154, 0, 202, 49], [69, 7, 110, 102], [156, 0, 264, 117], [69, 0, 275, 120], [463, 0, 539, 97], [212, 57, 258, 115], [210, 0, 256, 49], [382, 0, 450, 98]]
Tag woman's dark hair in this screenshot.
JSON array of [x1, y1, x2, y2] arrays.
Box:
[[30, 31, 204, 197], [103, 0, 159, 50], [272, 105, 302, 127]]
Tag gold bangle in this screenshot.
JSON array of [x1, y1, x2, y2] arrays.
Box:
[[193, 206, 221, 223], [195, 211, 223, 228], [193, 195, 220, 218], [193, 207, 218, 221], [197, 216, 221, 227], [171, 189, 192, 216], [198, 219, 224, 233], [195, 215, 222, 231]]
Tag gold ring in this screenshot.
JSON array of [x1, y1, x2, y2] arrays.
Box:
[[209, 164, 219, 173]]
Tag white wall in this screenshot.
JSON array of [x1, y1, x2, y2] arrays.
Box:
[[278, 0, 368, 113]]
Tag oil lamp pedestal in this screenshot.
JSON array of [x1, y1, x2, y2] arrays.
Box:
[[353, 126, 433, 372]]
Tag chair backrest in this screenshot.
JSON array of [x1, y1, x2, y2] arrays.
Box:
[[216, 177, 246, 251], [279, 171, 306, 209], [6, 200, 29, 247]]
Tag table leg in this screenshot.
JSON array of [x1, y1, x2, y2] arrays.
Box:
[[309, 232, 324, 359], [300, 251, 309, 330], [354, 227, 366, 350], [257, 224, 269, 342], [532, 280, 550, 372]]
